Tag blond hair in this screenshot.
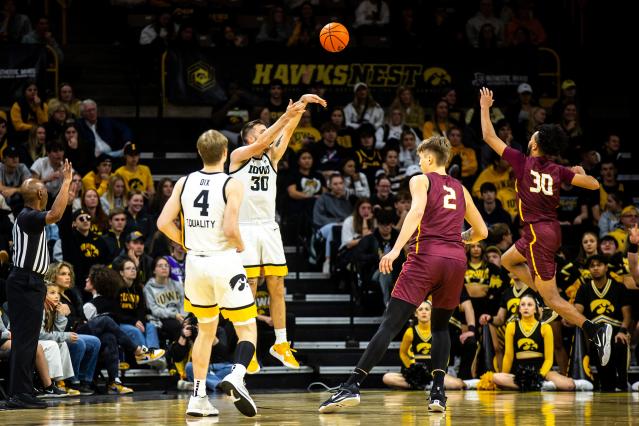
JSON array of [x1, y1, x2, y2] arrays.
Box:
[[197, 130, 228, 165], [416, 136, 451, 166], [45, 261, 76, 288]]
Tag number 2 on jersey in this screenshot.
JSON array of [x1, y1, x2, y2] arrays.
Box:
[[443, 185, 456, 209], [193, 190, 209, 216], [250, 176, 269, 191], [529, 170, 553, 195]]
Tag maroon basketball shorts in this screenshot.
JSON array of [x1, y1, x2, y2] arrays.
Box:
[[514, 221, 561, 281], [391, 253, 466, 309]]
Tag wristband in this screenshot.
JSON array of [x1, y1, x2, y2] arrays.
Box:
[[468, 325, 476, 333], [628, 242, 638, 254], [620, 327, 628, 334]]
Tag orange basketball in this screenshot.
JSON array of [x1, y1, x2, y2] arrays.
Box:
[[320, 22, 349, 53]]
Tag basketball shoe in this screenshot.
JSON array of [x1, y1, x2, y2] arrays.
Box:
[[135, 346, 166, 365], [108, 380, 133, 394], [219, 367, 257, 417], [591, 323, 612, 366], [270, 342, 300, 369], [186, 395, 219, 417], [428, 385, 447, 412], [318, 383, 360, 413]]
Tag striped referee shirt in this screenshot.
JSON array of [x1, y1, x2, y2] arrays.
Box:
[[12, 207, 49, 275]]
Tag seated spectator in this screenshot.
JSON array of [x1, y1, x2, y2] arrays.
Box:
[[30, 140, 66, 198], [447, 126, 477, 186], [82, 153, 112, 197], [290, 110, 321, 153], [574, 255, 631, 391], [113, 258, 162, 357], [388, 86, 424, 133], [48, 82, 81, 119], [370, 176, 395, 213], [340, 198, 373, 250], [287, 2, 321, 47], [598, 192, 622, 238], [422, 99, 458, 139], [477, 182, 512, 229], [344, 83, 384, 130], [506, 83, 538, 143], [466, 0, 504, 48], [558, 179, 589, 228], [148, 178, 174, 217], [124, 190, 155, 242], [600, 132, 632, 169], [442, 87, 463, 124], [464, 242, 508, 325], [101, 208, 127, 261], [287, 149, 325, 236], [263, 79, 288, 122], [354, 123, 383, 189], [77, 99, 132, 158], [144, 256, 185, 342], [114, 230, 154, 283], [0, 0, 31, 43], [59, 207, 109, 288], [23, 124, 47, 167], [376, 108, 416, 150], [256, 6, 293, 46], [504, 2, 547, 47], [377, 147, 404, 193], [398, 129, 418, 169], [608, 206, 639, 254], [330, 107, 356, 150], [62, 123, 94, 176], [526, 106, 547, 141], [44, 99, 71, 143], [595, 161, 624, 223], [100, 174, 127, 213], [342, 158, 370, 200], [392, 190, 411, 230], [0, 114, 9, 154], [40, 282, 83, 396], [354, 210, 403, 306], [114, 143, 154, 197], [10, 80, 48, 143], [353, 0, 390, 31], [488, 223, 514, 255], [310, 123, 349, 178], [472, 152, 518, 219], [22, 16, 64, 62], [312, 173, 353, 272], [0, 144, 31, 213], [82, 188, 109, 235], [165, 241, 185, 285]]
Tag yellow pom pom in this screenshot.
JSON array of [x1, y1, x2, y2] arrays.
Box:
[[477, 371, 497, 390]]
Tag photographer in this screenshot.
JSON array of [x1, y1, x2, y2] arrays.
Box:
[[170, 313, 234, 392]]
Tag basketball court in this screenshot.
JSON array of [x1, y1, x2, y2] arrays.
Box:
[[1, 390, 637, 425]]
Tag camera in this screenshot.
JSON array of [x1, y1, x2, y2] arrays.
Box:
[[183, 313, 198, 340]]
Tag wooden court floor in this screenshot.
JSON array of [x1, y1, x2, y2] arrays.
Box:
[[1, 390, 638, 425]]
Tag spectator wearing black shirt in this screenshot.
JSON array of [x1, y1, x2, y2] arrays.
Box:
[[310, 122, 349, 179], [101, 208, 127, 261], [113, 231, 154, 284], [124, 189, 155, 244], [370, 176, 395, 213], [477, 182, 512, 229], [287, 149, 325, 239], [0, 144, 31, 214], [354, 123, 383, 190]]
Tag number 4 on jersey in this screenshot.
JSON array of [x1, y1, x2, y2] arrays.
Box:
[[194, 190, 209, 216]]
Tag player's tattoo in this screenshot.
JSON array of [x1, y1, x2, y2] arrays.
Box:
[[274, 135, 284, 148], [461, 228, 473, 242]]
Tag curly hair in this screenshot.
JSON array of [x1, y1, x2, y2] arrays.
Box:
[[44, 261, 76, 288], [534, 124, 568, 156], [88, 264, 123, 299]]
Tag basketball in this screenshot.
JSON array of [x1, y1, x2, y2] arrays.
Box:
[[320, 22, 349, 53]]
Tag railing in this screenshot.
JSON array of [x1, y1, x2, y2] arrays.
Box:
[[537, 47, 561, 108], [45, 45, 59, 92]]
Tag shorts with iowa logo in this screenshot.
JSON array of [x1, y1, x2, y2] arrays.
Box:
[[184, 251, 257, 324]]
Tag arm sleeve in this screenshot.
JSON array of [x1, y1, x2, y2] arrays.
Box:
[[340, 217, 355, 248], [540, 323, 554, 377], [10, 103, 32, 132], [501, 146, 526, 178], [17, 209, 47, 234], [399, 327, 414, 368], [354, 174, 371, 198], [312, 196, 329, 228], [559, 165, 576, 185], [83, 303, 97, 321], [502, 322, 516, 374]]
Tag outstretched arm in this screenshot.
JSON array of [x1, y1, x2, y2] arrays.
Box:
[[461, 186, 489, 244], [270, 94, 327, 164], [479, 87, 508, 156], [229, 100, 306, 170], [628, 224, 639, 283], [569, 165, 600, 191], [157, 177, 186, 244], [379, 175, 428, 274]]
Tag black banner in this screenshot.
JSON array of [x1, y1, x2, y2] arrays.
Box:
[[0, 44, 47, 105], [165, 48, 228, 106]]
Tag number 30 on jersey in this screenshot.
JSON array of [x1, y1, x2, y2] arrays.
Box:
[[529, 170, 553, 195]]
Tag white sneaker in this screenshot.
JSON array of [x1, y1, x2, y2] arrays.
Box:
[[322, 259, 331, 274], [178, 380, 194, 391], [632, 381, 639, 392], [541, 381, 557, 391], [186, 395, 219, 417], [463, 379, 480, 390], [574, 379, 594, 391], [219, 369, 257, 417]]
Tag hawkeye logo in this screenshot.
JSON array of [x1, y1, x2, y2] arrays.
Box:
[[590, 299, 614, 315], [489, 275, 503, 289], [423, 67, 451, 88], [416, 342, 431, 355], [229, 274, 248, 292], [517, 338, 538, 351], [188, 61, 216, 92], [80, 242, 100, 258], [128, 178, 145, 191], [507, 298, 521, 315]]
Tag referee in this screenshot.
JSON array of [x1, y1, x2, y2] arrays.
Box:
[[5, 160, 72, 409]]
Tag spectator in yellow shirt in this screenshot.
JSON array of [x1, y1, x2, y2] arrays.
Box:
[[114, 143, 154, 197], [447, 126, 477, 186], [472, 153, 517, 218], [82, 153, 113, 196], [290, 110, 321, 153]]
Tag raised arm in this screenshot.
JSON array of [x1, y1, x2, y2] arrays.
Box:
[[461, 186, 489, 244], [46, 160, 72, 224], [229, 100, 306, 170], [479, 87, 508, 156], [379, 175, 428, 274], [270, 94, 327, 164], [222, 178, 245, 252], [570, 165, 600, 191], [156, 176, 186, 244]]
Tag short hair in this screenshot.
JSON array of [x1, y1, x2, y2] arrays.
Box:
[[480, 182, 497, 194], [320, 122, 339, 133], [416, 136, 451, 166], [240, 119, 266, 144], [375, 209, 395, 225], [328, 172, 343, 184], [495, 119, 511, 131], [534, 124, 568, 156], [126, 189, 144, 201], [489, 223, 511, 242], [395, 190, 411, 202], [196, 129, 227, 165], [109, 207, 126, 219], [80, 99, 97, 113], [47, 99, 68, 117], [45, 140, 64, 153]]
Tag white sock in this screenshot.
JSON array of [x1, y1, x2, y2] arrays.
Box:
[[194, 379, 206, 397], [233, 364, 247, 379], [274, 328, 287, 345]]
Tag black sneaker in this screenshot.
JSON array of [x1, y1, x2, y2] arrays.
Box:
[[6, 393, 48, 409], [591, 323, 612, 366], [69, 381, 95, 396], [39, 383, 68, 398], [428, 387, 447, 413], [318, 383, 361, 414]]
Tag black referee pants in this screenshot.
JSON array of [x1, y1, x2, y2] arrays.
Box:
[[6, 268, 45, 396]]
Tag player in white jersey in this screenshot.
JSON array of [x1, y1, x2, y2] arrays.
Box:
[[230, 93, 327, 370], [157, 128, 295, 418]]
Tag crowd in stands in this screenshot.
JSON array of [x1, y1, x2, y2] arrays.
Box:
[[0, 0, 638, 400]]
